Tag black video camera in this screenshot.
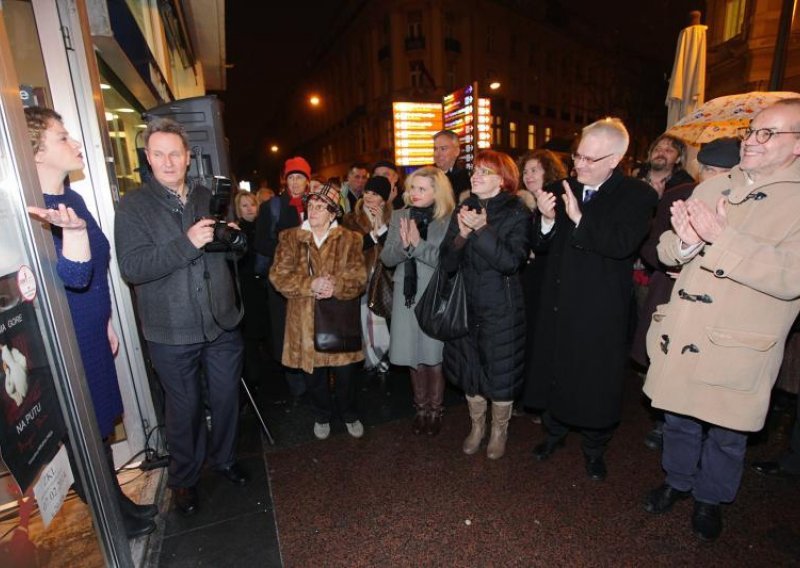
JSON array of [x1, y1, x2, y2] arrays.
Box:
[[202, 176, 247, 253]]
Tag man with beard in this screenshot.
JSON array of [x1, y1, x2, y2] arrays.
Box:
[[638, 134, 694, 197]]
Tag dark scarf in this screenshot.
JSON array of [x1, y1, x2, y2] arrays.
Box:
[[404, 205, 434, 307]]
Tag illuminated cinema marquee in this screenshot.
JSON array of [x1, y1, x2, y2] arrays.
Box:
[[393, 102, 443, 166], [442, 82, 491, 170]]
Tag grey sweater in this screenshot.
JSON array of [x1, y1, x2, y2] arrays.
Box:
[[115, 179, 242, 345]]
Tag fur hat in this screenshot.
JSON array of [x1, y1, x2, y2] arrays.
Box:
[[364, 176, 392, 202], [697, 137, 741, 169], [305, 182, 342, 215], [284, 156, 311, 179]]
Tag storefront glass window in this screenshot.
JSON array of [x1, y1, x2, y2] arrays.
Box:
[[98, 80, 143, 196]]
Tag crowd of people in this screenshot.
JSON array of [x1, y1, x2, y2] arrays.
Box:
[[21, 96, 800, 544]]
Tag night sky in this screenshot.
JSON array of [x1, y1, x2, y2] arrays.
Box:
[[223, 0, 703, 181]]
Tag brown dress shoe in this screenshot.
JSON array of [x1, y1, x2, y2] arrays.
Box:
[[426, 412, 442, 436]]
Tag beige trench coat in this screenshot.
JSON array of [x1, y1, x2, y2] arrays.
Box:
[[643, 160, 800, 432], [269, 224, 366, 374]]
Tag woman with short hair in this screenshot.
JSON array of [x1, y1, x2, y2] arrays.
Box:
[[440, 150, 530, 459]]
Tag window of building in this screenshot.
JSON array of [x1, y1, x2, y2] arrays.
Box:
[[527, 124, 536, 150], [509, 121, 517, 148], [410, 62, 422, 88], [510, 34, 517, 59], [486, 25, 495, 53], [723, 0, 746, 41], [381, 65, 390, 95], [444, 12, 455, 38], [492, 115, 503, 146], [407, 10, 423, 38], [446, 62, 456, 91], [545, 127, 552, 143], [360, 122, 368, 154]]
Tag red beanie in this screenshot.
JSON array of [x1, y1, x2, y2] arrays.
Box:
[[284, 156, 311, 179]]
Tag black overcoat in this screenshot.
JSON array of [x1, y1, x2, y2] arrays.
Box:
[[440, 192, 530, 401], [524, 171, 657, 428]]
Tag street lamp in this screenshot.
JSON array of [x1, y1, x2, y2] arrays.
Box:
[[489, 81, 501, 91], [309, 95, 321, 107], [270, 144, 279, 153]]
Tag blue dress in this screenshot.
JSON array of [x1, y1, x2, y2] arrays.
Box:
[[44, 188, 123, 438]]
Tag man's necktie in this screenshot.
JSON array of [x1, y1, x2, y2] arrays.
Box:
[[583, 188, 597, 203]]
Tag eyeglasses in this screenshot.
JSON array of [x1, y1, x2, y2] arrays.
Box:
[[572, 152, 614, 165], [471, 166, 499, 177], [738, 127, 800, 144]]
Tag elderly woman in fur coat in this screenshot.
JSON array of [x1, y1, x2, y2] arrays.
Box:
[[342, 176, 394, 376], [270, 183, 367, 440]]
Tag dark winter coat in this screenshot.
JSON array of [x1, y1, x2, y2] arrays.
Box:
[[253, 192, 302, 359], [524, 171, 657, 428], [440, 192, 530, 401]]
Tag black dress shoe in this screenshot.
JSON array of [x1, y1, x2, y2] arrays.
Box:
[[532, 439, 565, 461], [172, 486, 198, 516], [644, 428, 664, 451], [751, 460, 799, 478], [118, 492, 159, 520], [123, 511, 156, 539], [643, 483, 690, 514], [584, 455, 607, 481], [216, 463, 249, 487], [692, 501, 722, 542]]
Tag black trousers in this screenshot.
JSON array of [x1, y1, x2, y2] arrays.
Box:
[[543, 411, 615, 459], [148, 330, 243, 487], [304, 363, 358, 423]]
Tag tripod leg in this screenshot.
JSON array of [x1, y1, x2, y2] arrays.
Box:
[[240, 377, 275, 446]]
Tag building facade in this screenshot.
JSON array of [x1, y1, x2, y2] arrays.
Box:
[[274, 0, 667, 180], [705, 0, 800, 98]]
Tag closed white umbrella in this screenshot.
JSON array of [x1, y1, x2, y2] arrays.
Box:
[[666, 12, 707, 129]]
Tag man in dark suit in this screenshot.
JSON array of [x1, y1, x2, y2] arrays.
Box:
[[433, 129, 471, 201], [524, 117, 657, 481]]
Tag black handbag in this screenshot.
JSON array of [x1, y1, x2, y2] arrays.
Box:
[[367, 257, 393, 319], [414, 266, 468, 340], [308, 246, 362, 353]]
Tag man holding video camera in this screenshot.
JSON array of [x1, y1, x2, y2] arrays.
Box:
[[115, 117, 248, 517]]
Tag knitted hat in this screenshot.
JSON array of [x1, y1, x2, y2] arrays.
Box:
[[284, 156, 311, 179], [305, 182, 342, 215], [364, 176, 392, 202], [372, 160, 398, 173], [697, 137, 741, 168]]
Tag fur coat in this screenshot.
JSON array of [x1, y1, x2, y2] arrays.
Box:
[[270, 224, 367, 374]]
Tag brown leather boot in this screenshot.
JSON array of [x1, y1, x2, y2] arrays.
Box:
[[425, 365, 445, 436], [487, 401, 513, 460], [463, 395, 487, 454], [410, 368, 427, 435]]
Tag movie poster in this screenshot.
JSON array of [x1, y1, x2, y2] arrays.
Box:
[[0, 268, 65, 493]]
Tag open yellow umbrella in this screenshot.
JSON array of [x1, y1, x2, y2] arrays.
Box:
[[666, 91, 800, 145]]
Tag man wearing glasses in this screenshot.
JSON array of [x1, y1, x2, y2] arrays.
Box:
[[525, 118, 657, 481], [643, 98, 800, 542]]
